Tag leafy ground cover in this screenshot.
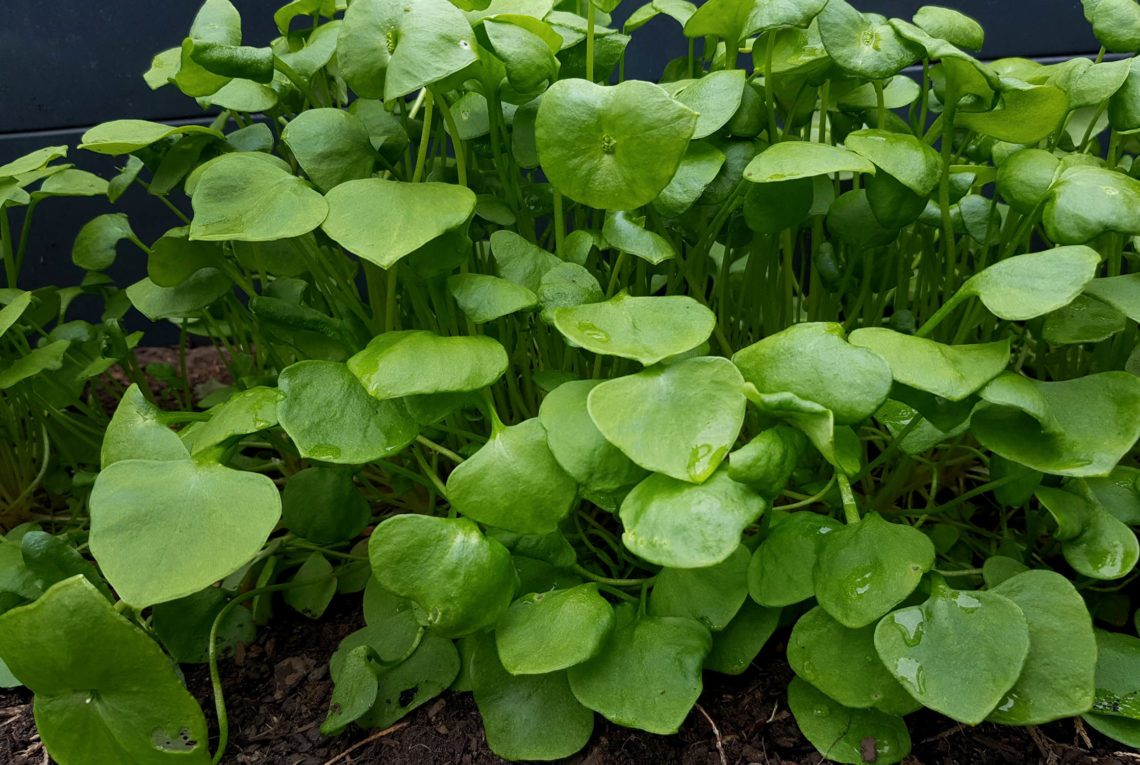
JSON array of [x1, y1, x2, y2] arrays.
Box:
[[2, 0, 1140, 762]]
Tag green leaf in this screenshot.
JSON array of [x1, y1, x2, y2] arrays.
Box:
[[1042, 294, 1126, 345], [734, 322, 892, 426], [995, 148, 1061, 215], [148, 227, 223, 287], [553, 293, 715, 366], [19, 532, 111, 601], [356, 633, 460, 729], [787, 677, 911, 765], [538, 380, 647, 494], [986, 570, 1096, 725], [748, 511, 839, 607], [956, 245, 1101, 320], [601, 210, 675, 264], [0, 292, 31, 340], [727, 426, 808, 497], [447, 273, 537, 323], [283, 552, 337, 619], [956, 84, 1069, 144], [875, 581, 1030, 725], [913, 5, 983, 49], [321, 645, 379, 735], [1084, 630, 1140, 746], [818, 0, 921, 79], [189, 153, 327, 242], [672, 70, 746, 140], [684, 0, 824, 41], [536, 78, 697, 210], [0, 577, 210, 764], [620, 469, 767, 568], [71, 213, 135, 272], [0, 340, 70, 390], [1083, 467, 1140, 525], [196, 79, 277, 112], [813, 514, 935, 629], [789, 606, 920, 716], [369, 515, 516, 636], [0, 145, 67, 178], [848, 328, 1009, 401], [648, 545, 749, 631], [322, 178, 476, 268], [1036, 486, 1140, 580], [744, 141, 875, 184], [1044, 167, 1140, 244], [187, 386, 282, 456], [126, 270, 232, 321], [89, 459, 281, 608], [151, 586, 255, 664], [470, 635, 594, 760], [1085, 273, 1140, 323], [973, 372, 1140, 477], [277, 360, 418, 463], [845, 129, 942, 197], [281, 108, 377, 192], [568, 607, 710, 734], [79, 120, 223, 155], [1089, 0, 1140, 52], [587, 356, 746, 483], [348, 330, 508, 398], [336, 0, 478, 101], [496, 584, 614, 674], [538, 263, 604, 323], [703, 599, 780, 675], [490, 230, 561, 292], [484, 17, 561, 94], [446, 418, 579, 534], [653, 142, 725, 218], [101, 384, 188, 468], [283, 466, 371, 544]]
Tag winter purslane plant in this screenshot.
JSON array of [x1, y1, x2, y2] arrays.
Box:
[[1, 0, 1140, 762]]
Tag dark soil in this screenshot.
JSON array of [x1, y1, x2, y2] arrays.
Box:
[[1, 595, 1136, 765]]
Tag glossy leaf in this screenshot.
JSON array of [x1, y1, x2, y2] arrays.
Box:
[[848, 328, 1009, 401], [743, 141, 875, 183], [845, 129, 942, 197], [818, 0, 921, 79], [748, 511, 839, 607], [587, 357, 746, 483], [1044, 167, 1140, 244], [875, 582, 1030, 725], [446, 418, 579, 534], [648, 545, 749, 631], [996, 148, 1060, 215], [619, 469, 767, 568], [727, 425, 807, 497], [957, 85, 1069, 144], [0, 577, 210, 764], [348, 330, 508, 398], [322, 179, 476, 268], [188, 386, 282, 456], [1036, 486, 1139, 580], [673, 70, 746, 140], [654, 142, 726, 217], [602, 210, 675, 264], [535, 78, 697, 210], [957, 246, 1101, 320], [1084, 630, 1140, 746], [553, 293, 715, 366], [496, 584, 614, 674], [788, 677, 911, 765]]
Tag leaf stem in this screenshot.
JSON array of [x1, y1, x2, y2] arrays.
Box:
[[572, 563, 654, 588], [411, 91, 435, 184], [415, 435, 465, 464], [836, 471, 860, 525]]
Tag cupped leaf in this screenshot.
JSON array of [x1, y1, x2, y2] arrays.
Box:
[[602, 210, 675, 264], [913, 5, 983, 49], [490, 230, 561, 292], [814, 514, 935, 629], [369, 515, 516, 636], [748, 511, 840, 607], [587, 357, 746, 484], [72, 213, 136, 272], [620, 469, 767, 568], [788, 677, 911, 765], [0, 340, 69, 391], [956, 246, 1101, 321], [538, 262, 604, 323], [743, 141, 875, 183], [1088, 0, 1140, 52], [496, 584, 615, 674], [1043, 294, 1126, 345], [567, 607, 711, 734], [986, 570, 1096, 725], [973, 372, 1140, 477], [79, 120, 223, 155], [447, 273, 537, 323], [673, 70, 746, 140], [322, 179, 476, 268], [684, 0, 824, 41], [89, 459, 281, 608], [956, 84, 1069, 144], [1085, 273, 1140, 323], [281, 108, 376, 192], [848, 328, 1009, 401], [1044, 167, 1140, 244], [189, 153, 327, 241], [733, 322, 892, 426], [1036, 486, 1140, 580], [845, 129, 942, 197], [996, 148, 1060, 215], [726, 425, 807, 497], [654, 142, 726, 218], [446, 418, 579, 534], [0, 577, 210, 764], [789, 606, 920, 715], [282, 466, 371, 544], [348, 330, 508, 398], [277, 360, 418, 463], [818, 0, 921, 79], [1084, 630, 1140, 746], [535, 78, 698, 210], [648, 545, 749, 631], [553, 293, 715, 366], [875, 582, 1030, 725], [539, 380, 647, 494], [321, 645, 379, 735]]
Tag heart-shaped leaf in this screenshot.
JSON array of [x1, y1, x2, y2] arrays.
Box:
[[89, 459, 281, 608], [819, 0, 922, 79], [368, 515, 516, 637], [348, 330, 508, 398], [588, 357, 746, 483], [875, 581, 1030, 725], [101, 384, 188, 468], [672, 70, 746, 139], [0, 577, 210, 764], [845, 129, 942, 197], [602, 210, 675, 264], [648, 545, 749, 631], [734, 322, 892, 426], [536, 78, 697, 210], [447, 274, 537, 323], [996, 148, 1060, 215], [1036, 486, 1140, 580], [281, 108, 376, 192], [568, 607, 711, 734], [446, 418, 579, 534], [1044, 167, 1140, 244], [744, 141, 875, 184], [278, 360, 418, 463], [788, 677, 912, 765], [986, 570, 1097, 725], [322, 179, 476, 268], [789, 606, 921, 715], [748, 511, 840, 607], [620, 469, 767, 568], [496, 584, 614, 674], [553, 293, 715, 366], [955, 246, 1101, 321], [848, 328, 1009, 401]]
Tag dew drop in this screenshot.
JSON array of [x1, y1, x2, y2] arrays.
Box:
[[894, 657, 925, 693], [892, 609, 924, 646], [953, 592, 981, 613], [309, 444, 342, 460], [576, 321, 610, 342]]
